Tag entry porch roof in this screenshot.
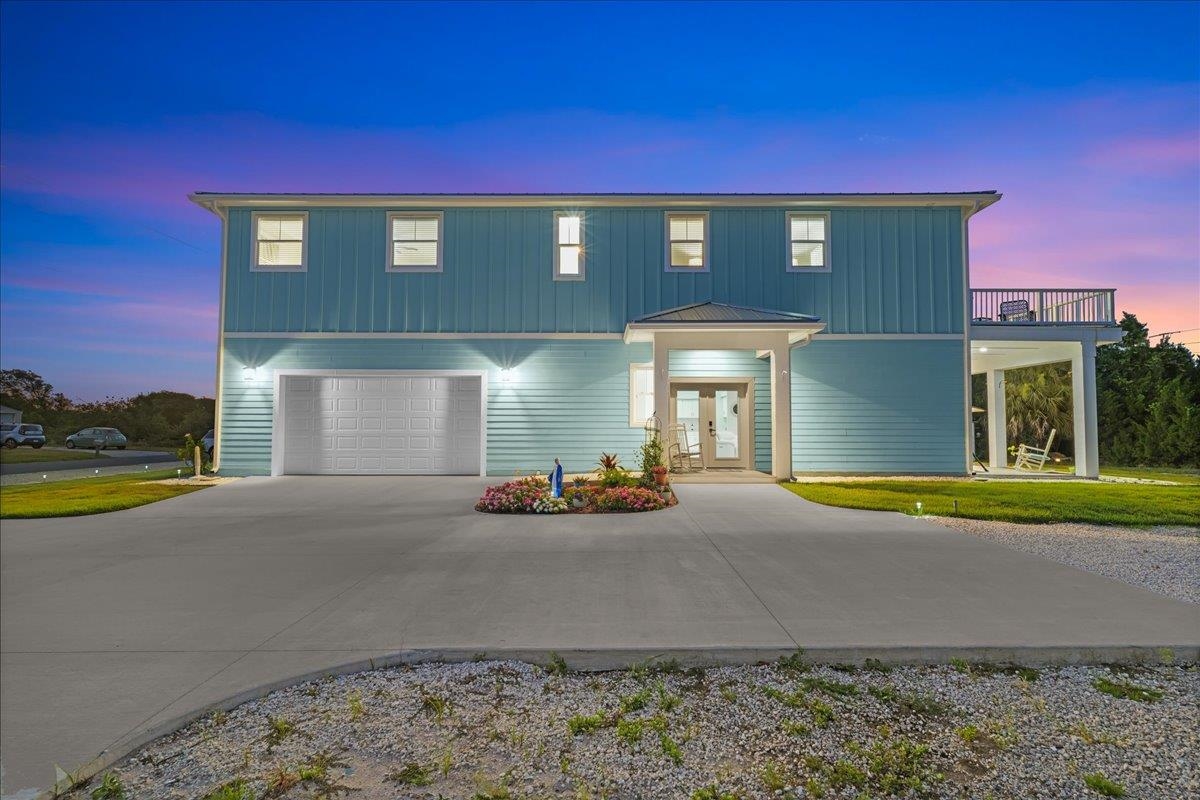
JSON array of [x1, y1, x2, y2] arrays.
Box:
[[623, 302, 825, 344]]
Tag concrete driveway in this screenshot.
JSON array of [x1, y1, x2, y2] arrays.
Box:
[[2, 478, 1196, 798]]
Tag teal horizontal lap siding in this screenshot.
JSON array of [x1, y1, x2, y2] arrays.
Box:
[[225, 207, 963, 336], [791, 339, 966, 474], [218, 339, 650, 476], [669, 350, 771, 472]]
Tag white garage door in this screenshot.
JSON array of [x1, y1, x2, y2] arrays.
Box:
[[280, 374, 482, 475]]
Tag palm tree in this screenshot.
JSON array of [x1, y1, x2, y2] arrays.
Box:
[[1005, 363, 1073, 454]]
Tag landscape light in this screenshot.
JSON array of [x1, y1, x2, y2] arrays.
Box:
[[42, 474, 47, 481], [915, 501, 923, 515]]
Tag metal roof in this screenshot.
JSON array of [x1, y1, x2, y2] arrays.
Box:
[[190, 191, 1001, 210], [632, 302, 820, 324]]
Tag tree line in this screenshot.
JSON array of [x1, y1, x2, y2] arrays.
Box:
[[0, 369, 213, 448], [972, 313, 1199, 468]]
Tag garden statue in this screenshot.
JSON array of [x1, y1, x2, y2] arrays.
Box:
[[549, 458, 564, 498]]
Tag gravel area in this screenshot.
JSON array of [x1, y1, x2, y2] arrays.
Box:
[[66, 659, 1197, 800], [932, 518, 1200, 604]]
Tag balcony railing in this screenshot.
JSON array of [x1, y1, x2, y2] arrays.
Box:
[[971, 288, 1116, 325]]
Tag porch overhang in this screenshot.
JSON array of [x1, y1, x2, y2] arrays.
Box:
[[623, 302, 826, 345]]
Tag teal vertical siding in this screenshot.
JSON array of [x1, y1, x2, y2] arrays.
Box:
[[219, 338, 651, 476], [791, 339, 966, 474], [225, 206, 964, 336], [668, 350, 772, 472]]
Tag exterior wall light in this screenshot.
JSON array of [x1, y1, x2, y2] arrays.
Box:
[[242, 365, 259, 381], [979, 347, 988, 353], [500, 368, 514, 383]]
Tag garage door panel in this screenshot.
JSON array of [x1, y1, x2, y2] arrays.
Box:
[[281, 374, 482, 475]]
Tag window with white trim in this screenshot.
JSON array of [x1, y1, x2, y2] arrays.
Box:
[[253, 213, 307, 270], [665, 212, 708, 271], [787, 212, 829, 271], [554, 212, 584, 280], [388, 212, 442, 272], [629, 363, 654, 426]]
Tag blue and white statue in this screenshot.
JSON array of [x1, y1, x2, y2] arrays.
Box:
[[550, 458, 564, 498]]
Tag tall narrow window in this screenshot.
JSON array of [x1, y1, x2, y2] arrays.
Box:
[[554, 212, 584, 280], [253, 213, 307, 271], [665, 212, 708, 271], [787, 212, 829, 271], [388, 212, 443, 272], [629, 363, 654, 426]]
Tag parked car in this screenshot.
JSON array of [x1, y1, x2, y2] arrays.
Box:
[[65, 427, 128, 450], [201, 429, 215, 457], [1, 423, 47, 449]]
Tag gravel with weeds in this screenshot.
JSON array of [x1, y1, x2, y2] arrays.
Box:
[[933, 518, 1199, 604], [68, 659, 1197, 800]]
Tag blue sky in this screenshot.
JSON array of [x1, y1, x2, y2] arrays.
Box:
[[2, 1, 1197, 399]]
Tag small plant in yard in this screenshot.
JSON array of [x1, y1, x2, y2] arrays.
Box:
[[421, 691, 451, 720], [262, 715, 298, 751], [782, 720, 810, 736], [1083, 772, 1127, 797], [718, 683, 737, 703], [176, 433, 212, 473], [545, 652, 569, 676], [691, 784, 740, 800], [90, 772, 125, 800], [801, 675, 858, 697], [201, 779, 254, 800], [955, 723, 981, 743], [638, 436, 665, 481], [659, 731, 684, 764], [761, 760, 792, 792], [572, 474, 588, 488], [597, 452, 621, 471], [387, 763, 434, 786], [598, 467, 639, 488], [655, 680, 682, 711], [1067, 721, 1125, 746], [1093, 676, 1163, 702], [347, 690, 365, 719], [567, 711, 608, 735], [777, 649, 809, 674], [619, 686, 652, 713], [615, 717, 645, 744]]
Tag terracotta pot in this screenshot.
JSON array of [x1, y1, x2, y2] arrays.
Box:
[[653, 471, 668, 487]]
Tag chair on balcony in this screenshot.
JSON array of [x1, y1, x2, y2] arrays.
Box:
[[1013, 429, 1056, 471], [666, 423, 704, 472], [999, 299, 1036, 322]]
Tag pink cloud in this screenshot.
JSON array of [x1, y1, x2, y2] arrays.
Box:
[[1085, 133, 1200, 173]]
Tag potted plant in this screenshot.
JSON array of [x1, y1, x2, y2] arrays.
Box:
[[566, 486, 588, 509], [651, 464, 669, 487], [573, 475, 588, 488]]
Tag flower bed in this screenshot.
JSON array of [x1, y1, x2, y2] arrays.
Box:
[[475, 476, 674, 514]]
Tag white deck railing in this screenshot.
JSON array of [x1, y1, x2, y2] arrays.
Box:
[[971, 288, 1116, 325]]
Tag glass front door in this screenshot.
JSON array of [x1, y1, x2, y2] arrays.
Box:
[[670, 382, 750, 469]]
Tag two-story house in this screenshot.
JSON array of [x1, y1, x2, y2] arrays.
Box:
[[191, 192, 1120, 479]]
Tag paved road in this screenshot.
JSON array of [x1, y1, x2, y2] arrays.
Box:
[[0, 449, 178, 477], [2, 478, 1196, 799]]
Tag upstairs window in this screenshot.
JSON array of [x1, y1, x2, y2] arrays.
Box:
[[788, 212, 829, 271], [253, 213, 307, 271], [554, 212, 584, 280], [388, 212, 443, 272], [665, 212, 708, 271]]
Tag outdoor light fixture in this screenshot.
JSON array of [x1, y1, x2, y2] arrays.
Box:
[[500, 368, 513, 383], [915, 501, 923, 515], [242, 365, 260, 381], [979, 347, 988, 353]]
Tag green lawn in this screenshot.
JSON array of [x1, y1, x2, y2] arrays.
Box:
[[0, 448, 101, 464], [781, 479, 1200, 527], [1098, 466, 1200, 485], [0, 470, 210, 519]]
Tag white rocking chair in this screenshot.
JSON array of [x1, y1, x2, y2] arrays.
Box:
[[1013, 429, 1056, 471], [666, 423, 704, 472]]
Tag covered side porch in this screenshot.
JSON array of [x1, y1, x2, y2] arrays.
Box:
[[970, 289, 1122, 478], [625, 303, 825, 479]]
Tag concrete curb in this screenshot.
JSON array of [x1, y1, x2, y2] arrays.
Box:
[[38, 642, 1197, 800]]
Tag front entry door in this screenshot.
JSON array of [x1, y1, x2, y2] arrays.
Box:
[[670, 382, 751, 469]]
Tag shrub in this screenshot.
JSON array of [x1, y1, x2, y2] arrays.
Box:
[[563, 486, 592, 505], [176, 433, 212, 473], [638, 436, 664, 480], [597, 452, 621, 470], [593, 486, 667, 512], [599, 468, 639, 488]]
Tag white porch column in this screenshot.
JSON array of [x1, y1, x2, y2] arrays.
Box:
[[1072, 335, 1099, 478], [986, 368, 1007, 471], [768, 332, 793, 479], [652, 333, 671, 445]]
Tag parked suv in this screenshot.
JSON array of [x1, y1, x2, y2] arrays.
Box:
[[1, 423, 47, 449], [201, 429, 215, 457], [65, 427, 128, 450]]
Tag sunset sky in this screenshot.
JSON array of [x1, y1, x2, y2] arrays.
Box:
[[1, 0, 1197, 400]]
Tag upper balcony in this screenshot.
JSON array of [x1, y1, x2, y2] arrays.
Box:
[[971, 288, 1117, 326]]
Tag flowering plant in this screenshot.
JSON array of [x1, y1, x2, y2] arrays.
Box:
[[593, 485, 667, 512], [651, 465, 668, 476], [475, 476, 553, 513], [533, 495, 569, 514]]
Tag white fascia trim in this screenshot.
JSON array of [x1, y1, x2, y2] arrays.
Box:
[[270, 369, 488, 478], [969, 326, 1124, 344], [212, 205, 229, 472], [224, 331, 624, 340], [816, 333, 965, 340], [624, 322, 826, 344], [190, 193, 1004, 211]]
